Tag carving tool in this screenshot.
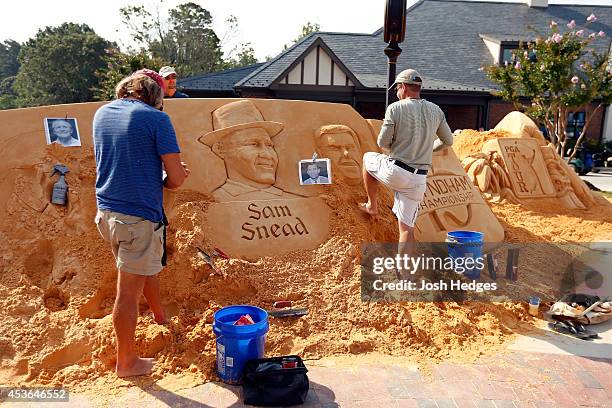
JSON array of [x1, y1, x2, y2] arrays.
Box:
[[505, 248, 519, 281], [267, 308, 308, 318], [196, 246, 220, 274], [486, 253, 497, 280], [212, 247, 229, 260]]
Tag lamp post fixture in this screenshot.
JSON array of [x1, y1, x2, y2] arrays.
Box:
[[384, 0, 407, 107]]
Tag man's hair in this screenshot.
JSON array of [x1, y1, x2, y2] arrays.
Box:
[[315, 124, 361, 150], [404, 83, 422, 93], [115, 74, 164, 109]]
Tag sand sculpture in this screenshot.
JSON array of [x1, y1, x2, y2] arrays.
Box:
[[2, 99, 612, 393], [365, 120, 504, 243], [417, 147, 504, 242], [314, 125, 362, 185], [460, 112, 608, 210]]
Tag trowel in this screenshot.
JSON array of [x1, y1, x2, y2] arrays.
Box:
[[50, 164, 70, 205]]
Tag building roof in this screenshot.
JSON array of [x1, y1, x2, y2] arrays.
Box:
[[183, 0, 612, 94], [178, 63, 264, 91]]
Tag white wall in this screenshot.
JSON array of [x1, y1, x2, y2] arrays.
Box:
[[482, 38, 501, 64]]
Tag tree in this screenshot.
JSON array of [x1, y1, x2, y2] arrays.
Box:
[[218, 15, 258, 69], [0, 40, 21, 80], [0, 76, 18, 110], [485, 15, 611, 161], [94, 48, 166, 101], [0, 40, 20, 110], [13, 23, 111, 107], [222, 43, 258, 69], [120, 2, 223, 77], [283, 22, 320, 50]]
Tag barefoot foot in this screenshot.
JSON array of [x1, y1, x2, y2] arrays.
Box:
[[358, 202, 378, 216], [116, 357, 155, 378], [153, 312, 168, 325], [143, 310, 168, 325]]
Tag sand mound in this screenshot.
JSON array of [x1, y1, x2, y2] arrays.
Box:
[[0, 103, 610, 396], [452, 129, 513, 160], [0, 170, 534, 391]]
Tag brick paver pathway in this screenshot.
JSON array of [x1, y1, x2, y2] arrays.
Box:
[[10, 350, 609, 407]]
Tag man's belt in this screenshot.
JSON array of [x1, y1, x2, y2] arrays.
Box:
[[393, 160, 428, 175]]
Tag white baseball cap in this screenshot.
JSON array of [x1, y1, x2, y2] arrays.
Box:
[[389, 68, 423, 90], [159, 66, 177, 78]]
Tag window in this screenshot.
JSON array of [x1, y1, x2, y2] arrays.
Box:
[[567, 112, 585, 138], [500, 46, 518, 65]]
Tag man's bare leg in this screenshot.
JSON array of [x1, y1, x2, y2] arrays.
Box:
[[113, 270, 154, 378], [397, 221, 416, 279], [143, 275, 167, 324], [360, 164, 379, 215]]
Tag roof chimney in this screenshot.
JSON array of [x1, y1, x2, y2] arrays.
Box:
[[526, 0, 548, 7]]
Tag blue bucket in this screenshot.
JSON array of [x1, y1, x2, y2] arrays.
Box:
[[213, 305, 269, 384], [446, 230, 484, 279]]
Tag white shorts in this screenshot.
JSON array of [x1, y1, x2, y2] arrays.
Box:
[[363, 152, 427, 227]]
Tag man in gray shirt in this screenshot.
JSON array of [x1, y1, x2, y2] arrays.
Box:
[[360, 69, 453, 266]]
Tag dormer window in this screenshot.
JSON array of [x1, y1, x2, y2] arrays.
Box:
[[480, 34, 531, 65], [500, 43, 520, 65]]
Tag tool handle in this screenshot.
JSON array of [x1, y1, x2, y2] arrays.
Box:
[[213, 247, 229, 259], [273, 301, 292, 308]]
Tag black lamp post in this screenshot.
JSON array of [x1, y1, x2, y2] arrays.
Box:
[[384, 0, 407, 107]]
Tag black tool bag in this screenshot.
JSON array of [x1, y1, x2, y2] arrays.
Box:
[[242, 355, 309, 406]]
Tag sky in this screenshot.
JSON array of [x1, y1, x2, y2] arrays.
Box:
[[2, 0, 611, 61]]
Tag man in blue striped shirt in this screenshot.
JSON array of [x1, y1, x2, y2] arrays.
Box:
[[93, 71, 189, 378]]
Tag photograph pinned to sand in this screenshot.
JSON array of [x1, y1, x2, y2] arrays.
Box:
[[299, 158, 332, 185], [44, 117, 81, 147]]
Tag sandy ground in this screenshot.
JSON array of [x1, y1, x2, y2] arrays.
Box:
[[1, 130, 611, 400]]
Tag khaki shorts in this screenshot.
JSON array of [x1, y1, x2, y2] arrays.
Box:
[[363, 152, 427, 227], [95, 210, 164, 276]]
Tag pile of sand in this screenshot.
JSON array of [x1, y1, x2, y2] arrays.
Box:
[[1, 129, 610, 396], [452, 129, 514, 160]]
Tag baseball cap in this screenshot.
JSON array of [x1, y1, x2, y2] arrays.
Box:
[[159, 66, 177, 78], [133, 68, 166, 91], [389, 68, 423, 90]]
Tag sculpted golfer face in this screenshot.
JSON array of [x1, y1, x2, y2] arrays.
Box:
[[52, 120, 73, 143], [318, 132, 361, 183], [222, 127, 278, 186]]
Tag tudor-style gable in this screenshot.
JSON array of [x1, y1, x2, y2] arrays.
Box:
[[272, 38, 360, 89]]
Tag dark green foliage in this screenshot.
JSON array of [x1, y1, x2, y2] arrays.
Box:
[[13, 23, 112, 107], [120, 2, 224, 76], [94, 49, 166, 101], [0, 40, 21, 80]]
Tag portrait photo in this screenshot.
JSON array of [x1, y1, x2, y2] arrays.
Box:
[[44, 118, 81, 147], [299, 158, 332, 185]]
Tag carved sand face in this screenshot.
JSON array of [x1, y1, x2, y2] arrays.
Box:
[[317, 132, 361, 183], [51, 120, 73, 143], [222, 127, 278, 186], [306, 164, 321, 179]]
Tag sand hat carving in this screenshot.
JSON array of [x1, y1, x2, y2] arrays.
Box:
[[198, 100, 284, 147]]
